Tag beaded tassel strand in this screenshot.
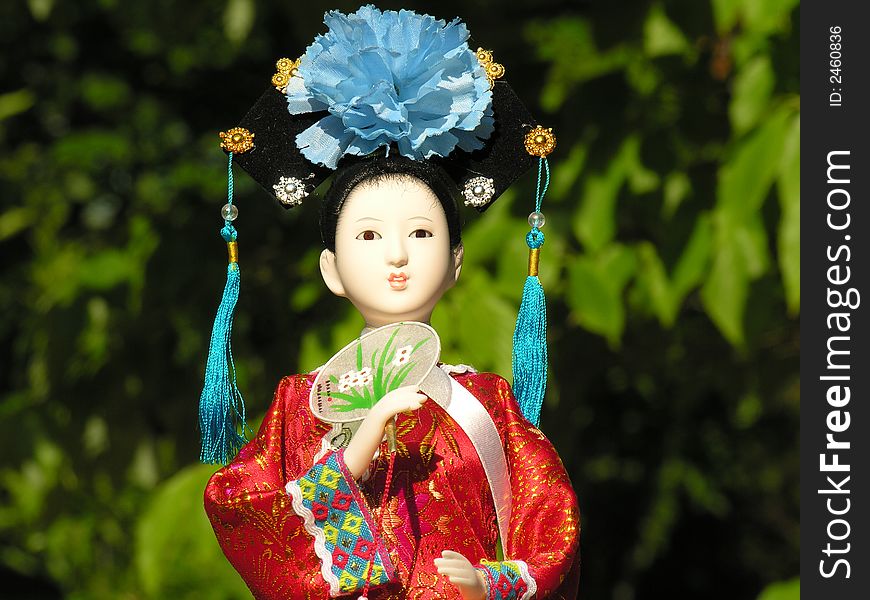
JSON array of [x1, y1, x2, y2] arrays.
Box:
[[199, 150, 249, 464], [512, 126, 556, 427]]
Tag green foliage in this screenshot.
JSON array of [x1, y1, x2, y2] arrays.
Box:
[[567, 244, 636, 347], [0, 0, 798, 598], [757, 578, 800, 600], [135, 464, 250, 598]]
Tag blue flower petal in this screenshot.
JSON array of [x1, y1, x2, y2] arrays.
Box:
[[296, 114, 356, 169], [285, 76, 328, 114], [344, 82, 409, 141], [286, 6, 494, 166]]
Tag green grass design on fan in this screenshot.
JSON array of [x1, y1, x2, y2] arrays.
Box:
[[327, 330, 431, 412]]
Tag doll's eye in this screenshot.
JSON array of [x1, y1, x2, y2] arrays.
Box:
[[356, 230, 382, 241], [410, 229, 433, 238]]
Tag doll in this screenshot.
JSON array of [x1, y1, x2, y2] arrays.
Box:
[[200, 7, 579, 600]]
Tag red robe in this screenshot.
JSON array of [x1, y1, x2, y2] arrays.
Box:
[[205, 369, 580, 599]]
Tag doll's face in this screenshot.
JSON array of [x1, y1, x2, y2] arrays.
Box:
[[319, 176, 463, 328]]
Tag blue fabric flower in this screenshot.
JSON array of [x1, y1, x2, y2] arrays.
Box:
[[286, 5, 494, 169]]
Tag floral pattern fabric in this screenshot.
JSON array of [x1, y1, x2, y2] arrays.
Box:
[[205, 371, 580, 599]]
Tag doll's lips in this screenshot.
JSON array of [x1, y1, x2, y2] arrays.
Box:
[[388, 273, 408, 290]]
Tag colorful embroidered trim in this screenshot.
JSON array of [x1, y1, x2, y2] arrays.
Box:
[[477, 560, 537, 600], [286, 449, 395, 596]]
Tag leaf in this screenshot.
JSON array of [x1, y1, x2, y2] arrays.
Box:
[[710, 0, 797, 36], [634, 243, 677, 327], [0, 438, 63, 525], [26, 0, 54, 21], [729, 56, 775, 135], [80, 73, 131, 111], [718, 106, 790, 221], [681, 463, 729, 516], [701, 226, 749, 347], [33, 245, 85, 310], [548, 142, 588, 202], [743, 0, 799, 35], [331, 393, 370, 412], [627, 150, 660, 195], [662, 172, 691, 220], [0, 206, 35, 241], [0, 89, 35, 121], [223, 0, 255, 44], [290, 281, 321, 311], [568, 258, 621, 344], [670, 213, 713, 300], [644, 3, 689, 57], [633, 213, 714, 329], [566, 245, 636, 347], [710, 0, 742, 34], [573, 137, 640, 252], [527, 17, 634, 111], [777, 114, 800, 314], [390, 361, 415, 390], [733, 214, 770, 279], [626, 57, 661, 96], [70, 297, 111, 376], [757, 578, 800, 600], [375, 328, 399, 398], [632, 458, 681, 569], [703, 107, 791, 346], [52, 130, 131, 168], [78, 250, 134, 291], [135, 464, 250, 598], [735, 391, 763, 428]]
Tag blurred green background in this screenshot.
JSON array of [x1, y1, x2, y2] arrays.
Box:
[[0, 0, 799, 598]]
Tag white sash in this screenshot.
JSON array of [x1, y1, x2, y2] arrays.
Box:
[[441, 375, 511, 548]]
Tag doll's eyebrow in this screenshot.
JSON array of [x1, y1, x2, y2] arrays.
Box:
[[355, 217, 384, 223], [408, 216, 433, 222]]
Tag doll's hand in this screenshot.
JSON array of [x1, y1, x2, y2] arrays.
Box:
[[343, 386, 426, 479], [434, 550, 487, 600], [370, 386, 427, 423]]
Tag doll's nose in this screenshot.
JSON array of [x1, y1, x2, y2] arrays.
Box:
[[386, 236, 409, 267]]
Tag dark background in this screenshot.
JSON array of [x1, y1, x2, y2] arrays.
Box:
[[0, 0, 799, 598]]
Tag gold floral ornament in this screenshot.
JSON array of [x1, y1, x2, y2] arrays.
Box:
[[219, 127, 255, 154], [524, 125, 556, 158], [475, 47, 505, 89], [271, 56, 301, 92]]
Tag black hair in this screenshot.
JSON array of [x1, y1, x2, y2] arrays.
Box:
[[319, 156, 462, 252]]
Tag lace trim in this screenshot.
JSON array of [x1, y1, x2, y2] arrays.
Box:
[[285, 448, 394, 597], [315, 362, 474, 377], [478, 559, 537, 600], [439, 363, 478, 374], [285, 476, 340, 597], [514, 560, 537, 600]]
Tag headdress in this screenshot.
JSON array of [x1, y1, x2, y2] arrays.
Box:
[[199, 6, 557, 466]]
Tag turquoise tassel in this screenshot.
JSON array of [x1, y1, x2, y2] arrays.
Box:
[[199, 153, 247, 464], [512, 157, 550, 426], [512, 235, 548, 426]]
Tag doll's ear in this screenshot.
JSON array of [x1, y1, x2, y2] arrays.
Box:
[[319, 249, 347, 297], [452, 244, 464, 284]]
